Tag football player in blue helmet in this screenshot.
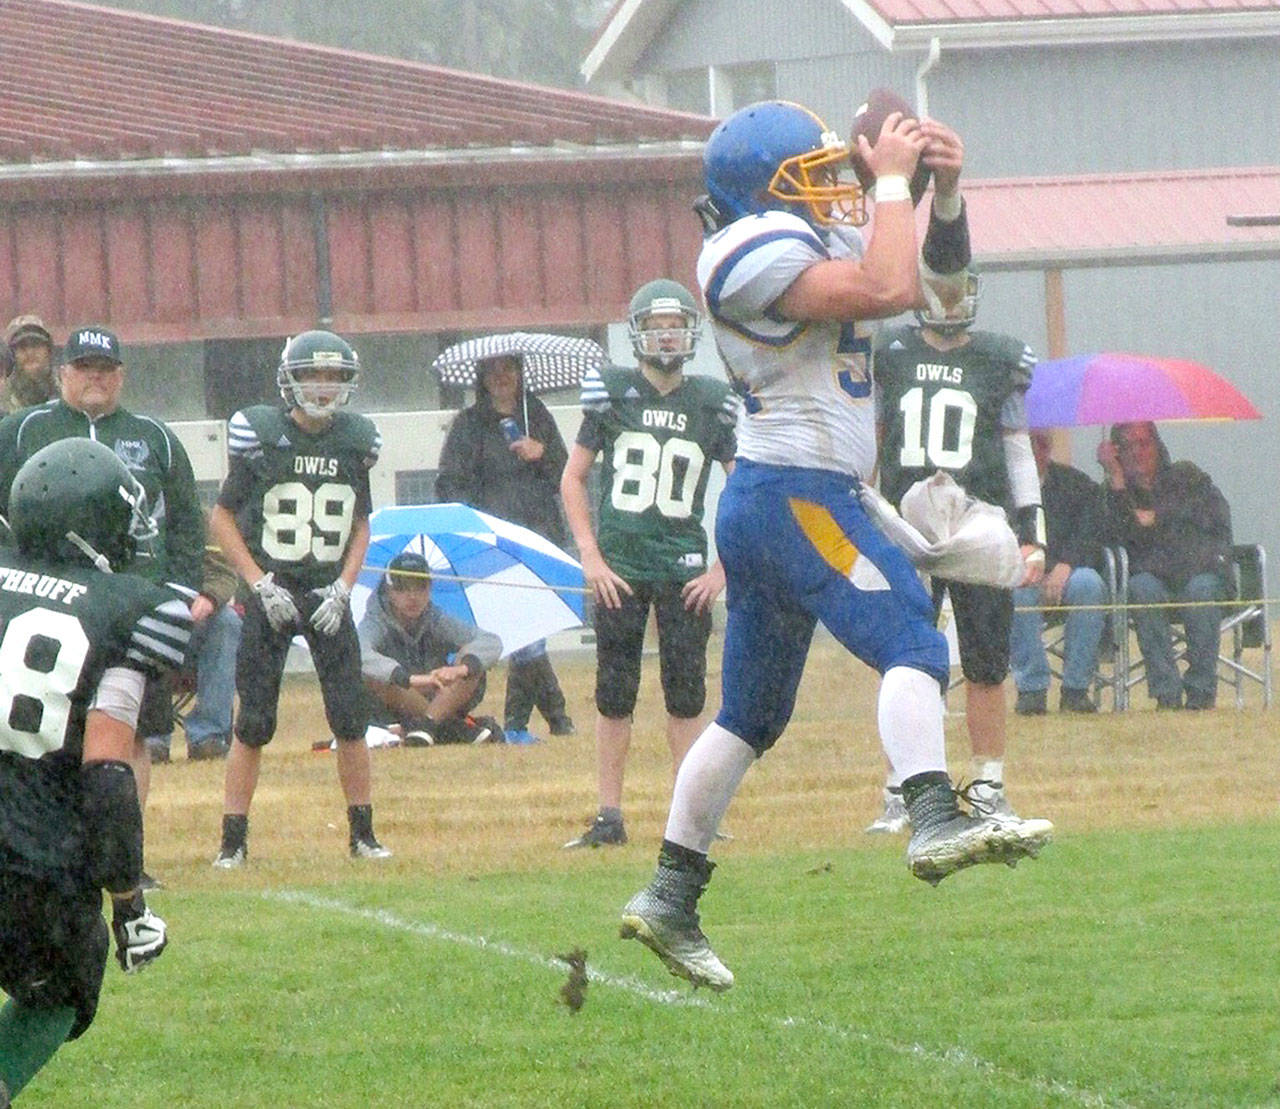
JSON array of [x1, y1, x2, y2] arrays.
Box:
[[277, 329, 359, 418], [620, 97, 1053, 994], [703, 100, 864, 230], [627, 278, 701, 374]]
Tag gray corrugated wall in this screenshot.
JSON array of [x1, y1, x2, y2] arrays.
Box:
[[635, 4, 1278, 175], [924, 40, 1280, 177]]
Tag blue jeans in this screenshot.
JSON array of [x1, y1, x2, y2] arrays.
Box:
[[183, 604, 242, 746], [1126, 571, 1225, 704], [1010, 567, 1107, 693]]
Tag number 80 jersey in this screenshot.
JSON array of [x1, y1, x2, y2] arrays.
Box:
[[577, 365, 737, 583], [220, 405, 379, 592]]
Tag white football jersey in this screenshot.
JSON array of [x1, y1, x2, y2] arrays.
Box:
[[697, 210, 877, 480]]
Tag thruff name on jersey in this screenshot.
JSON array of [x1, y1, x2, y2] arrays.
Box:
[[0, 568, 88, 605]]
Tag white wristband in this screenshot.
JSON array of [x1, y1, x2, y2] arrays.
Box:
[[872, 175, 911, 204]]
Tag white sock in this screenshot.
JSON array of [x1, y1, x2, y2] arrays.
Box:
[[972, 757, 1004, 785], [878, 666, 947, 783], [663, 721, 757, 854]]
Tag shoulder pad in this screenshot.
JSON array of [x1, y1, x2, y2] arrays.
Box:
[[229, 406, 278, 457], [336, 411, 382, 461], [875, 324, 915, 353]]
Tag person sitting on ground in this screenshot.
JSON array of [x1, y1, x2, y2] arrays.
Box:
[[357, 552, 505, 745], [1098, 420, 1232, 710], [1011, 429, 1109, 715]]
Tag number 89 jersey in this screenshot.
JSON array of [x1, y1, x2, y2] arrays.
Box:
[[0, 553, 192, 882], [577, 365, 737, 583], [874, 325, 1035, 510], [220, 406, 379, 592]]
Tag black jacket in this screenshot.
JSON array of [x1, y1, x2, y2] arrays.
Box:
[[1041, 461, 1105, 573], [435, 390, 568, 544], [1103, 460, 1232, 589]]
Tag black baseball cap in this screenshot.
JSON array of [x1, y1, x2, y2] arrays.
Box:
[[64, 326, 123, 365], [386, 552, 431, 588]]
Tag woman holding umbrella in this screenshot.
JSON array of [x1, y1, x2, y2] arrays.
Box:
[[436, 353, 575, 742]]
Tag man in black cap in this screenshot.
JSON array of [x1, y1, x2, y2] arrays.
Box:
[[2, 314, 56, 413], [0, 326, 206, 885], [357, 552, 505, 745]]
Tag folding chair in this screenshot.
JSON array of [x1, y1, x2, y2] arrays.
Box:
[[1115, 543, 1272, 709]]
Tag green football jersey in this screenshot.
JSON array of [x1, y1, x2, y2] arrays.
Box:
[[874, 327, 1035, 509], [219, 405, 379, 592], [0, 552, 191, 884], [576, 365, 737, 583]]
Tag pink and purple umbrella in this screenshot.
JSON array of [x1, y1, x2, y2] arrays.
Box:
[[1026, 352, 1261, 428]]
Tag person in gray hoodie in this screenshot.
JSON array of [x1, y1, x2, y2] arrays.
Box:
[[358, 552, 504, 744]]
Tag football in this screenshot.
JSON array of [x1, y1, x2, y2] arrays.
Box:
[[849, 87, 932, 206]]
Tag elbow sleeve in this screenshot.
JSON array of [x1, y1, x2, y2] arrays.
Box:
[[80, 760, 144, 894], [922, 199, 971, 276]]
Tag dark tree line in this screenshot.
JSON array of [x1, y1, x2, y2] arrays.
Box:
[[96, 0, 612, 89]]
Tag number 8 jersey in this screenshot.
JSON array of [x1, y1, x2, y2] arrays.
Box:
[[874, 325, 1036, 510], [0, 554, 192, 883], [577, 364, 737, 583], [220, 405, 380, 591]]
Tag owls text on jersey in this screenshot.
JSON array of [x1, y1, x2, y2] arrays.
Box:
[[222, 406, 379, 589], [697, 210, 878, 480]]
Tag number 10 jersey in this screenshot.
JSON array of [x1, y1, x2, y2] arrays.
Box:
[[874, 326, 1035, 510]]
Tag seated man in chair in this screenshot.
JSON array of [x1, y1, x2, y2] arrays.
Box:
[[1099, 421, 1232, 710], [358, 552, 505, 744], [1011, 429, 1109, 714]]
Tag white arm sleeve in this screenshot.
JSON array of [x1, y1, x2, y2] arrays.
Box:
[[1003, 430, 1042, 509], [89, 666, 147, 729]]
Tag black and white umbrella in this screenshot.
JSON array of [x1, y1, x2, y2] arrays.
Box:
[[430, 331, 606, 396]]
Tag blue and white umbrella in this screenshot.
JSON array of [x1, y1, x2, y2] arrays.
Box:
[[354, 503, 587, 658]]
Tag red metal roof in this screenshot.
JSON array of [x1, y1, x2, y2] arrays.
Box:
[[0, 0, 715, 165], [951, 165, 1280, 268], [867, 0, 1280, 25]]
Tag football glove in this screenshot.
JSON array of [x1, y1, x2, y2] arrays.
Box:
[[112, 891, 168, 974], [252, 572, 300, 633], [309, 578, 351, 637]]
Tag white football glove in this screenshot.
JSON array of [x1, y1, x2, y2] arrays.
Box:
[[252, 572, 300, 633], [309, 578, 351, 637], [112, 892, 168, 974]]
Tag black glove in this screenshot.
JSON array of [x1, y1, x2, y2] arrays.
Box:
[[112, 890, 168, 974]]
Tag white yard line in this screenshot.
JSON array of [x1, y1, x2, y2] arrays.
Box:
[[267, 889, 710, 1009], [267, 889, 1136, 1109]]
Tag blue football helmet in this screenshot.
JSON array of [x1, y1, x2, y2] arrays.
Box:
[[704, 100, 865, 229]]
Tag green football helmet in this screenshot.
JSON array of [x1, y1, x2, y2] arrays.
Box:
[[916, 269, 980, 336], [628, 279, 701, 373], [278, 329, 360, 418], [9, 438, 156, 572]]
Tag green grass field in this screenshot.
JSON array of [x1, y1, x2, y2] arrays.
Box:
[[27, 643, 1280, 1108]]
